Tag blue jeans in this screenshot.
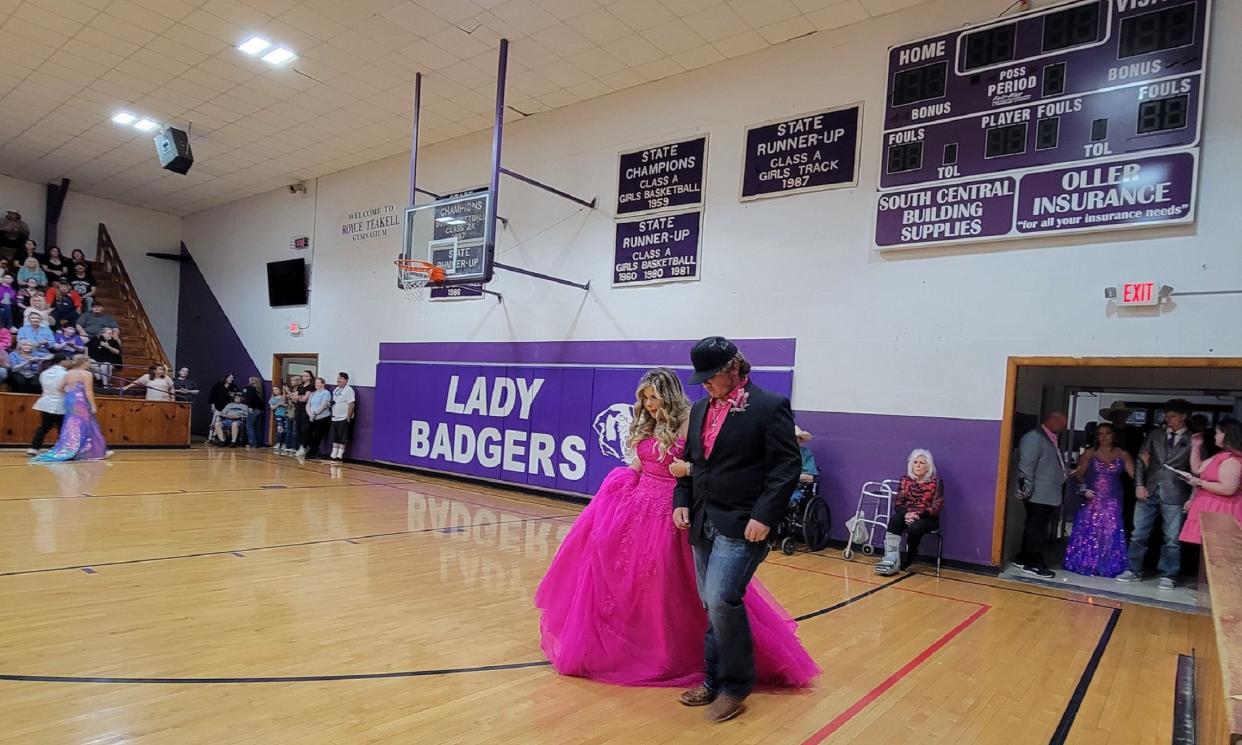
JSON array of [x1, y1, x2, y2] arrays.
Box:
[[692, 517, 769, 699], [1127, 499, 1184, 578], [245, 409, 263, 447]]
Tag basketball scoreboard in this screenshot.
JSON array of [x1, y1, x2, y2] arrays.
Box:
[[875, 0, 1210, 248]]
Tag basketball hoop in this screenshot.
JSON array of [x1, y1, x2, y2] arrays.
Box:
[[394, 259, 446, 301]]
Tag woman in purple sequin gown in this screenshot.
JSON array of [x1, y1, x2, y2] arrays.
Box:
[[32, 355, 108, 462], [1064, 423, 1134, 577]]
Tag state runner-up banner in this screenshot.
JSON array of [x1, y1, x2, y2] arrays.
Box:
[[371, 340, 795, 497]]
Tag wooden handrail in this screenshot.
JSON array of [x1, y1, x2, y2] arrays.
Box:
[[96, 223, 170, 370]]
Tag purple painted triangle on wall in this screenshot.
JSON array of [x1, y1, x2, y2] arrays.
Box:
[[175, 242, 263, 435]]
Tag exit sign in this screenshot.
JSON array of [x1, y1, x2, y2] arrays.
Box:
[[1119, 281, 1159, 306]]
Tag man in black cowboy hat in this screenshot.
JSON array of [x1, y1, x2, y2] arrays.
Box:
[[672, 336, 801, 722]]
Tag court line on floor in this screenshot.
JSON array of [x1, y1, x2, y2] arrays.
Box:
[[1047, 606, 1122, 745], [800, 549, 1123, 609], [0, 481, 376, 503], [800, 603, 992, 745], [0, 516, 563, 578], [0, 558, 912, 686], [0, 661, 553, 685], [768, 560, 986, 607]]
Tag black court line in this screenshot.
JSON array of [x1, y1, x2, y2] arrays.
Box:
[[0, 660, 553, 685], [1047, 606, 1121, 745], [794, 572, 914, 621], [0, 559, 906, 686], [0, 516, 563, 578], [0, 481, 382, 503]]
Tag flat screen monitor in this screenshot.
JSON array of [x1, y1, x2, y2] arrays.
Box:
[[266, 258, 308, 306]]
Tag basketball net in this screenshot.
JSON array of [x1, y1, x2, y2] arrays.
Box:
[[394, 259, 445, 302]]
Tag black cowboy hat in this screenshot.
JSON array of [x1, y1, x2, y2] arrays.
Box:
[[689, 336, 738, 385]]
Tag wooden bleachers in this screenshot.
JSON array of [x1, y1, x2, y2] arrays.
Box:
[[0, 391, 189, 448], [1199, 511, 1242, 744]]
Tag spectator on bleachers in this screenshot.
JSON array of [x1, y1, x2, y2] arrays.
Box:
[[0, 325, 11, 354], [17, 312, 55, 356], [15, 238, 39, 266], [54, 320, 87, 354], [124, 363, 175, 401], [173, 367, 199, 401], [17, 278, 41, 312], [22, 294, 54, 329], [17, 257, 46, 287], [8, 340, 44, 392], [87, 328, 122, 386], [43, 246, 67, 285], [76, 302, 119, 339], [214, 391, 249, 446], [69, 263, 96, 311], [47, 281, 81, 328], [0, 211, 30, 261], [0, 273, 16, 330], [69, 249, 93, 279]]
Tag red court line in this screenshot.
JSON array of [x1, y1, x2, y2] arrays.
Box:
[[800, 604, 991, 745]]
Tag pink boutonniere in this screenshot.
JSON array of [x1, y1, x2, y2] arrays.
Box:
[[727, 388, 750, 414]]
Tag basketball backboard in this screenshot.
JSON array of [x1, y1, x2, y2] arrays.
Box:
[[401, 191, 494, 286]]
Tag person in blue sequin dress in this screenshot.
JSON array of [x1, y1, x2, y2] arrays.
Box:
[[31, 354, 109, 462], [1064, 422, 1134, 577]]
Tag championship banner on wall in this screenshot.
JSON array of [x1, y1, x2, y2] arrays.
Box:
[[370, 339, 795, 497], [612, 210, 701, 287], [739, 103, 863, 200], [615, 135, 707, 217]]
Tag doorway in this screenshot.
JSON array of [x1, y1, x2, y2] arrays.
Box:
[[993, 357, 1242, 608], [270, 354, 318, 443]]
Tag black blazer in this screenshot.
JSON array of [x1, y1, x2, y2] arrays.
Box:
[[673, 382, 801, 544]]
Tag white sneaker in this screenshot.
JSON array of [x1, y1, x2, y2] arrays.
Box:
[[25, 448, 38, 456], [295, 448, 307, 458], [1115, 570, 1140, 583], [271, 445, 281, 451], [1158, 577, 1176, 591]]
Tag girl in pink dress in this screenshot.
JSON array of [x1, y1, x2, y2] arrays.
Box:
[[1179, 419, 1242, 544], [534, 368, 819, 688]]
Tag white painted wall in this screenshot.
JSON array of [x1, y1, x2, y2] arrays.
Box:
[[0, 173, 182, 355], [182, 0, 1242, 421]]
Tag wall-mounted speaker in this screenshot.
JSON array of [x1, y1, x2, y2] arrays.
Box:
[[153, 126, 193, 175]]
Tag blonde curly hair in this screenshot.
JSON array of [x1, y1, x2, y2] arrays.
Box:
[[627, 367, 690, 460]]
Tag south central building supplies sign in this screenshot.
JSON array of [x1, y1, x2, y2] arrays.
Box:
[[875, 151, 1197, 247], [740, 104, 863, 200]]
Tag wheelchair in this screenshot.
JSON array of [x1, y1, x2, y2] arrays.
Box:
[[773, 477, 831, 555]]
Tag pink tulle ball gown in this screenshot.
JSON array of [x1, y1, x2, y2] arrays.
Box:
[[534, 437, 820, 688]]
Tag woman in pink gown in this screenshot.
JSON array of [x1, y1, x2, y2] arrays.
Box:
[[534, 368, 819, 688], [1179, 419, 1242, 544]]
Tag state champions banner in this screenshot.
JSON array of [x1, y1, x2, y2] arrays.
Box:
[[371, 340, 795, 497]]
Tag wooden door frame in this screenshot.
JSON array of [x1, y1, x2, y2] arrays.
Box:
[[991, 356, 1242, 566], [269, 353, 318, 441]]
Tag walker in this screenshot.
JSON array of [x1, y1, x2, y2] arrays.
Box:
[[841, 480, 899, 560]]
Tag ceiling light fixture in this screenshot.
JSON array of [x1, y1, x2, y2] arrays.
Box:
[[238, 36, 271, 55], [111, 112, 136, 125], [133, 119, 160, 131], [261, 46, 296, 65]]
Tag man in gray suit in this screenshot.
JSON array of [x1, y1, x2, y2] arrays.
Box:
[[1016, 411, 1069, 578], [1117, 399, 1192, 590]]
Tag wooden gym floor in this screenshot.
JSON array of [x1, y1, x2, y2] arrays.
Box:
[[0, 449, 1212, 744]]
